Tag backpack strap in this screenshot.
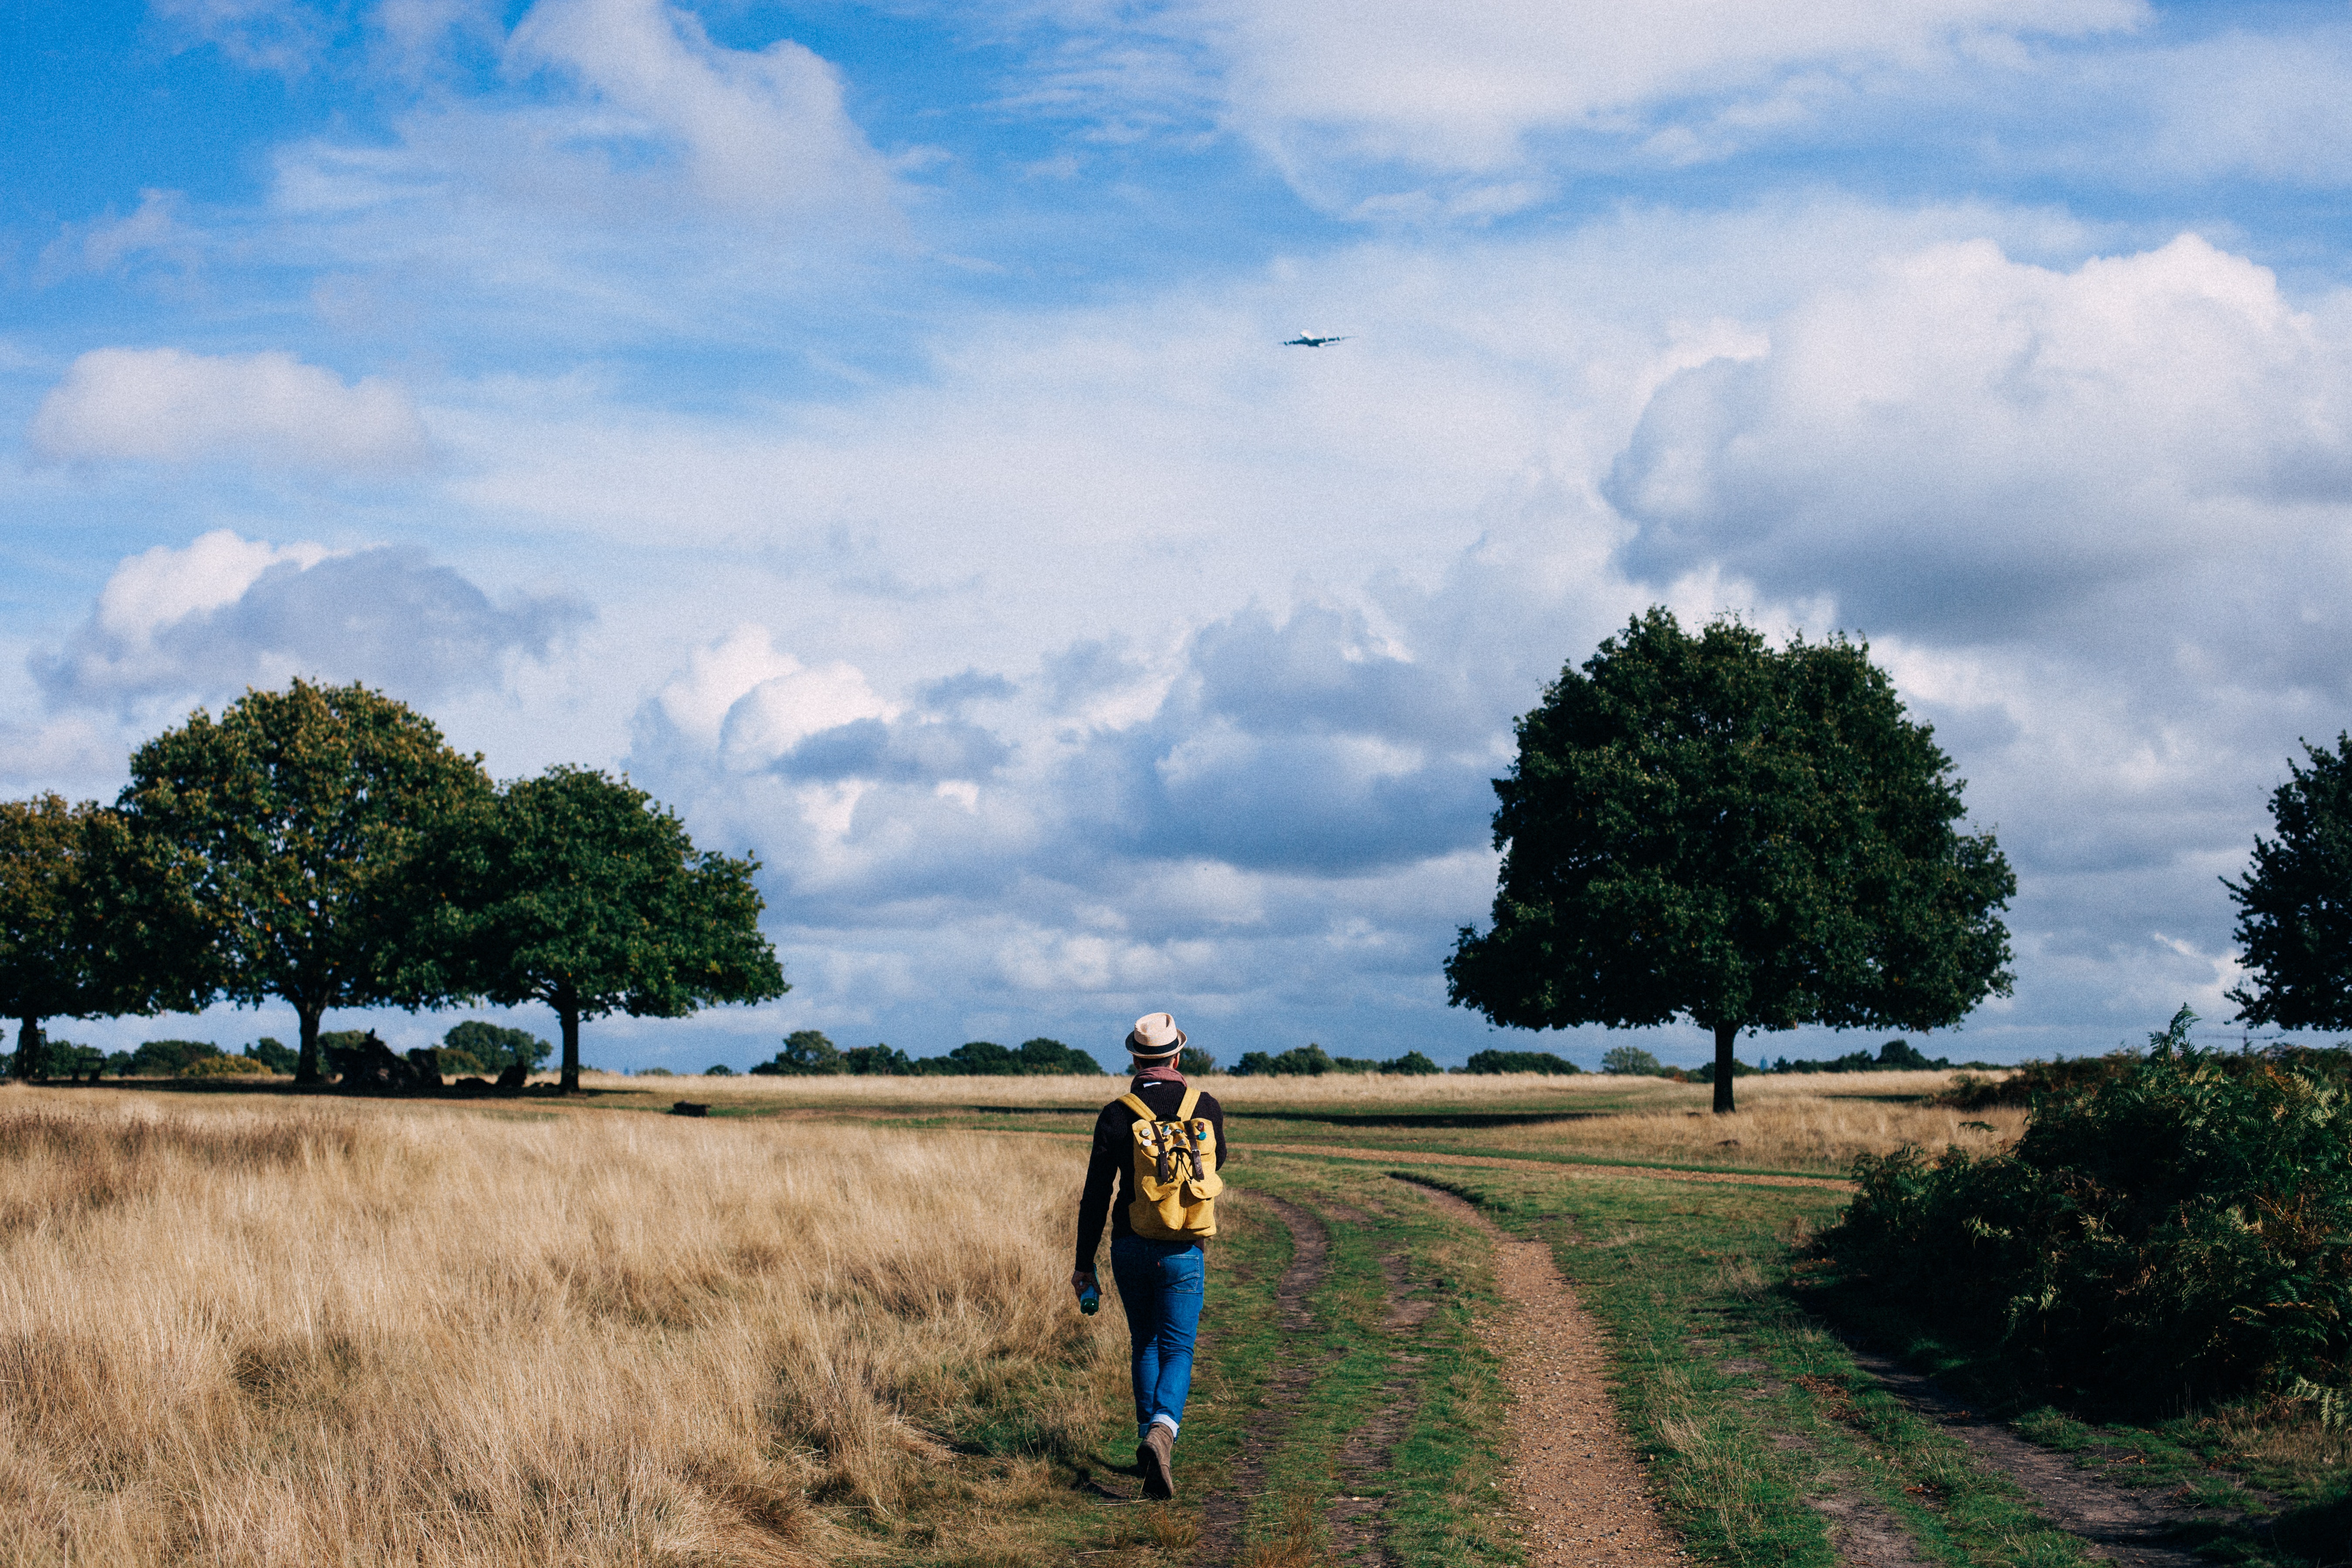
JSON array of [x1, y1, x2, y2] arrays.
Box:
[[1116, 1093, 1152, 1119], [1176, 1086, 1202, 1120]]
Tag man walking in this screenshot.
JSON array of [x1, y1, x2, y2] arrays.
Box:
[[1073, 1011, 1229, 1500]]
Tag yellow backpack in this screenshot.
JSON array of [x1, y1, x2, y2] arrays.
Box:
[[1119, 1087, 1223, 1241]]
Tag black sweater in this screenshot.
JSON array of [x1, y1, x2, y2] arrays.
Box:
[[1074, 1077, 1229, 1272]]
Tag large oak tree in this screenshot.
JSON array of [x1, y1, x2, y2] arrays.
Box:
[[118, 680, 492, 1082], [1446, 609, 2015, 1112], [411, 766, 787, 1092]]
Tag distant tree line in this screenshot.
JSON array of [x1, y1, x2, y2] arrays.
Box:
[[19, 1017, 561, 1085], [746, 1030, 1109, 1076], [1230, 1044, 1440, 1076], [0, 680, 784, 1092]]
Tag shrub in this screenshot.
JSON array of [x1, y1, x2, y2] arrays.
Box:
[[1824, 1007, 2352, 1409], [1179, 1045, 1217, 1076], [442, 1021, 552, 1075], [703, 1064, 735, 1076], [181, 1055, 271, 1078], [1015, 1038, 1106, 1074], [1233, 1044, 1335, 1077], [1601, 1045, 1663, 1075], [1935, 1052, 2133, 1109], [130, 1040, 223, 1077], [1328, 1050, 1441, 1075], [636, 1068, 675, 1077], [841, 1044, 915, 1075], [242, 1038, 299, 1074], [1463, 1049, 1582, 1075], [752, 1030, 845, 1076]]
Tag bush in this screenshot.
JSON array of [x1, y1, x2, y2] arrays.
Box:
[[1179, 1045, 1217, 1075], [131, 1040, 223, 1076], [1328, 1050, 1442, 1075], [1769, 1038, 1993, 1075], [752, 1030, 845, 1076], [1601, 1045, 1663, 1075], [181, 1055, 272, 1078], [1935, 1052, 2134, 1109], [1824, 1007, 2352, 1409], [1015, 1037, 1106, 1074], [442, 1021, 553, 1075], [841, 1044, 915, 1075], [1463, 1049, 1582, 1075], [243, 1037, 299, 1074], [636, 1068, 675, 1077], [1234, 1044, 1335, 1077], [703, 1064, 734, 1076]]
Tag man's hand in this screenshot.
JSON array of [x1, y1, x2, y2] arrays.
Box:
[[1071, 1269, 1097, 1294]]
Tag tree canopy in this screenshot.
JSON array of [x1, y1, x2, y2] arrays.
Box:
[[2227, 734, 2352, 1030], [1446, 609, 2014, 1112], [414, 766, 787, 1092], [118, 680, 492, 1082], [0, 796, 155, 1077]]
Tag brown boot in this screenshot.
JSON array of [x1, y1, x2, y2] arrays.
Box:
[[1139, 1423, 1175, 1500]]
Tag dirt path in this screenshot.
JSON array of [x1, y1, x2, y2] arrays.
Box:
[[1845, 1347, 2209, 1568], [1398, 1179, 1684, 1566], [1199, 1193, 1330, 1567]]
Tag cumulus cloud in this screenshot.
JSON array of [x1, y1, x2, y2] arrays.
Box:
[[28, 348, 430, 473], [646, 625, 897, 767], [1607, 234, 2352, 633], [33, 530, 588, 709]]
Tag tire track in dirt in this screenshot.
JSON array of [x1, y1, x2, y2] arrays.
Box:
[[1320, 1198, 1430, 1568], [1395, 1177, 1684, 1567], [1844, 1347, 2208, 1568], [1199, 1193, 1329, 1568]]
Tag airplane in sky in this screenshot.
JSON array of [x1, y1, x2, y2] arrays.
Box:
[[1284, 333, 1350, 347]]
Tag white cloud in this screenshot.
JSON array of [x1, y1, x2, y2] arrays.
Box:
[[649, 625, 896, 767], [33, 530, 588, 710], [506, 0, 896, 215], [1007, 0, 2142, 212], [35, 190, 202, 284], [28, 348, 431, 473], [150, 0, 332, 74], [1609, 233, 2352, 631]]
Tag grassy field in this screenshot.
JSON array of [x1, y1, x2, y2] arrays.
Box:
[[4, 1067, 2335, 1566], [575, 1067, 2026, 1176]]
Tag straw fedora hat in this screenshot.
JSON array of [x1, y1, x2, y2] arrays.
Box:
[[1127, 1012, 1186, 1060]]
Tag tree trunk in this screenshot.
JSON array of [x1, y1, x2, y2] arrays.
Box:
[[295, 1005, 324, 1085], [559, 1002, 581, 1095], [13, 1016, 41, 1082], [1713, 1021, 1738, 1115]]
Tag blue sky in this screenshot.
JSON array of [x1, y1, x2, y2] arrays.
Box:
[[8, 0, 2352, 1070]]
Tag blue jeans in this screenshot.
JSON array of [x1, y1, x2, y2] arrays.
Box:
[[1109, 1235, 1205, 1442]]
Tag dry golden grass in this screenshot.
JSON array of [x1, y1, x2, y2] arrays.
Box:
[[1477, 1072, 2028, 1173], [0, 1086, 1121, 1566]]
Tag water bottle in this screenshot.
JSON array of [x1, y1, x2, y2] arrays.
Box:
[[1077, 1278, 1100, 1315]]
